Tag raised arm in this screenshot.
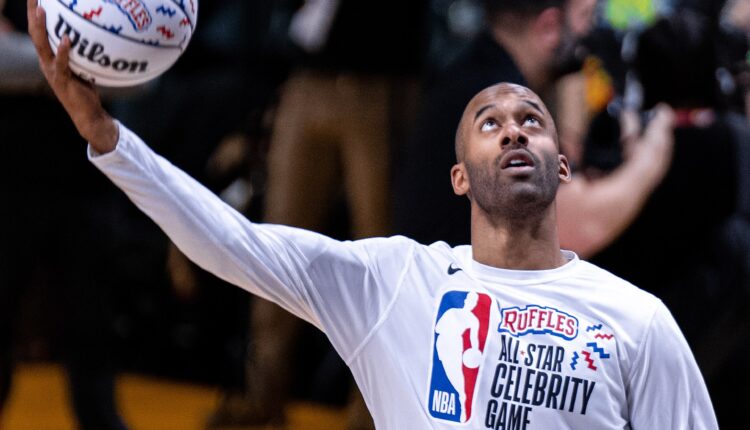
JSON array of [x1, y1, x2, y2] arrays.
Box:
[[26, 0, 318, 312], [557, 105, 675, 258], [26, 0, 414, 360], [25, 0, 315, 308]]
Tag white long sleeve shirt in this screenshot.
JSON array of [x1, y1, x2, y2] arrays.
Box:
[[89, 122, 718, 429]]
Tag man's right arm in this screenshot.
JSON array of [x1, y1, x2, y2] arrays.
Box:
[[90, 122, 339, 325], [90, 124, 416, 360], [27, 0, 414, 359], [27, 0, 344, 327]]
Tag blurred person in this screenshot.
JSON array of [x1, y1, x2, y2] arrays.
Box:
[[550, 0, 682, 257], [0, 0, 43, 91], [202, 1, 425, 428], [395, 0, 676, 262], [583, 9, 750, 426], [0, 1, 128, 429], [555, 104, 675, 257], [719, 0, 750, 116], [724, 0, 750, 30], [23, 5, 719, 421]]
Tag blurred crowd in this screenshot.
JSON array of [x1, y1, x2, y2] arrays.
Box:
[[1, 0, 750, 429]]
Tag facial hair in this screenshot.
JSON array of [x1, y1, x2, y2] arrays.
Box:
[[465, 149, 561, 222], [549, 21, 588, 79]]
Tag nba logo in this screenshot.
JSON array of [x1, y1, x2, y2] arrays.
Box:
[[427, 290, 491, 423]]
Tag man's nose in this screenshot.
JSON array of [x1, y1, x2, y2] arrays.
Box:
[[500, 123, 528, 146]]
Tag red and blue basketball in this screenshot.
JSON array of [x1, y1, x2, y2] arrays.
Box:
[[39, 0, 197, 87]]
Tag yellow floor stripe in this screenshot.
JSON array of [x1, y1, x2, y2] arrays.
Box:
[[1, 363, 347, 430]]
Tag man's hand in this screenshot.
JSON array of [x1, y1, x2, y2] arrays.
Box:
[[623, 104, 676, 185], [27, 0, 118, 153]]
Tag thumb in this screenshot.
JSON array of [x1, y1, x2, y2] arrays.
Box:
[[647, 103, 676, 132]]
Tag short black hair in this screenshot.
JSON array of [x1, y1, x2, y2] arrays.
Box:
[[483, 0, 566, 18]]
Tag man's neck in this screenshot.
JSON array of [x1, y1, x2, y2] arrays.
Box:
[[470, 205, 566, 270]]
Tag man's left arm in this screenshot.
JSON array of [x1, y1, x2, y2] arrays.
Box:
[[626, 303, 718, 429], [557, 106, 675, 258]]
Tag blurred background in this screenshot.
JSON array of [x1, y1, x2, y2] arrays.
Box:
[[1, 0, 750, 428]]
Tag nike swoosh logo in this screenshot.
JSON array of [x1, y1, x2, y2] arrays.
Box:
[[447, 263, 463, 275]]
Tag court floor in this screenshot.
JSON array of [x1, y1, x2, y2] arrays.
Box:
[[1, 363, 347, 430]]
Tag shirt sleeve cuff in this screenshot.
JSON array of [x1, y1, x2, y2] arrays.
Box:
[[86, 120, 126, 162]]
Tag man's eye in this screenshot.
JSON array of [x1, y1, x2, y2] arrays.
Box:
[[523, 115, 540, 126], [481, 119, 498, 132]]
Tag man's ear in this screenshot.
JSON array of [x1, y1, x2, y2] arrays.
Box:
[[558, 154, 572, 184], [451, 163, 470, 196], [532, 7, 564, 52]]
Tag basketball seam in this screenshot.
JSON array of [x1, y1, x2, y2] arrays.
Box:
[[165, 0, 194, 29]]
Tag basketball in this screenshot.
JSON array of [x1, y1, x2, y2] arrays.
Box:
[[38, 0, 197, 87]]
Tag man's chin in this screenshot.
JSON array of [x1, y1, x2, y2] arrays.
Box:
[[504, 181, 542, 197], [476, 187, 544, 217]]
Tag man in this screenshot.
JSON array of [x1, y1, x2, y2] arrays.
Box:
[[27, 1, 716, 427]]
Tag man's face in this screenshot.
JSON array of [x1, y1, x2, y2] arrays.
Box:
[[566, 0, 597, 37], [551, 0, 597, 78], [452, 83, 570, 220]]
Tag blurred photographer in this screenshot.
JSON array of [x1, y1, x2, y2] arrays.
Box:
[[584, 8, 750, 427]]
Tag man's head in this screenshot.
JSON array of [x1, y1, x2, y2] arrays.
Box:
[[484, 0, 596, 36], [634, 9, 724, 110], [451, 83, 571, 221], [484, 0, 596, 86]]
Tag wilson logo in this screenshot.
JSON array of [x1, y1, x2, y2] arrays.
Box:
[[54, 14, 148, 74]]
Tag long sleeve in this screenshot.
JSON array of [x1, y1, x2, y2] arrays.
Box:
[[89, 122, 416, 360], [626, 303, 718, 429]]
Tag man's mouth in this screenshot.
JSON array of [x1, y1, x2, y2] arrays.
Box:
[[500, 150, 535, 171]]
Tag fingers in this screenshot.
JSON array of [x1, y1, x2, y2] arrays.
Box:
[[27, 0, 54, 65], [643, 105, 675, 143], [650, 103, 676, 129], [54, 34, 72, 79], [619, 109, 640, 143]]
